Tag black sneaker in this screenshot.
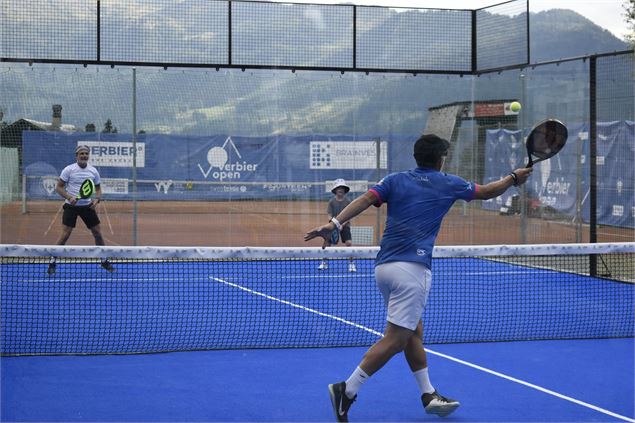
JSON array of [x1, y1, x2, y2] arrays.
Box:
[[47, 263, 56, 275], [422, 390, 460, 417], [101, 260, 115, 273], [328, 381, 356, 422]]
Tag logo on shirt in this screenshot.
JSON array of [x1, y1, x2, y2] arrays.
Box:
[[416, 249, 427, 256]]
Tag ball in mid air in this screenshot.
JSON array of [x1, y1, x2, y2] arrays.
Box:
[[510, 101, 522, 112]]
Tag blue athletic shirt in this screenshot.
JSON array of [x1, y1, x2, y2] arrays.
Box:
[[369, 167, 477, 269]]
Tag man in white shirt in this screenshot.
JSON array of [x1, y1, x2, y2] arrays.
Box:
[[47, 145, 114, 274]]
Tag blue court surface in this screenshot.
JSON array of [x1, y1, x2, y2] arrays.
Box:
[[2, 252, 634, 421], [2, 337, 633, 422]]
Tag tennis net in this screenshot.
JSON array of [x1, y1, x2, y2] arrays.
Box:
[[1, 243, 633, 355]]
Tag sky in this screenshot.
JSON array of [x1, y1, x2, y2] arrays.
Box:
[[269, 0, 630, 40]]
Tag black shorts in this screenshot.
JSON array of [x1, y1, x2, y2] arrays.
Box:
[[62, 203, 100, 229], [338, 225, 352, 243]]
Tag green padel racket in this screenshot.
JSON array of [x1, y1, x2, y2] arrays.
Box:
[[77, 179, 96, 199]]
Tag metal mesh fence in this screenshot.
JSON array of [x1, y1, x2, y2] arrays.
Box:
[[476, 0, 528, 71], [101, 0, 228, 64], [0, 0, 97, 61], [1, 54, 633, 247], [595, 54, 635, 243], [0, 0, 528, 73], [0, 0, 631, 248], [356, 7, 471, 72], [232, 2, 352, 69]]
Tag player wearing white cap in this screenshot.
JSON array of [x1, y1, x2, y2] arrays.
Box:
[[318, 178, 356, 272]]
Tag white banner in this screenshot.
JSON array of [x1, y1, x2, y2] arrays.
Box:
[[80, 141, 145, 167], [101, 178, 129, 194], [310, 141, 388, 169]]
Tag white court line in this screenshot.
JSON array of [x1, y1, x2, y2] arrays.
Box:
[[427, 349, 635, 423], [209, 276, 380, 335], [211, 275, 635, 423]]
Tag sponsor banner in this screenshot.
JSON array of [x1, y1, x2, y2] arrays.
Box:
[[80, 141, 145, 167], [310, 141, 388, 169], [22, 133, 413, 201], [484, 121, 634, 228], [101, 178, 129, 195]]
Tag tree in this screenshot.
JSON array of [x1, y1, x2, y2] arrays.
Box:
[[625, 0, 635, 46], [85, 123, 96, 132], [102, 119, 117, 133]]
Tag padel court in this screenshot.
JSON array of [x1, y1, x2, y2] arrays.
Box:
[[2, 246, 633, 421]]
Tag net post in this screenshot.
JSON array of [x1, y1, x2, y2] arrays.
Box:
[[589, 55, 598, 276]]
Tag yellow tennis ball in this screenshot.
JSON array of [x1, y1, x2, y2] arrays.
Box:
[[510, 101, 522, 112]]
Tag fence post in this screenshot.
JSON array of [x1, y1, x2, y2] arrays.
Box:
[[589, 56, 597, 276], [21, 173, 26, 214], [132, 68, 138, 246], [375, 137, 381, 245]]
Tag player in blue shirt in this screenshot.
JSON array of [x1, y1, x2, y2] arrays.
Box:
[[305, 134, 532, 422]]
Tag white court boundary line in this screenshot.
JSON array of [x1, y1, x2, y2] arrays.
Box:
[[211, 275, 635, 423], [209, 276, 380, 335], [427, 349, 635, 423]]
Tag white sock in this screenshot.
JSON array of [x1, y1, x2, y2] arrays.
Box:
[[345, 366, 369, 398], [413, 368, 435, 395]]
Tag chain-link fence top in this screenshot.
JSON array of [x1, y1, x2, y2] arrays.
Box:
[[477, 0, 528, 71], [1, 0, 529, 73]]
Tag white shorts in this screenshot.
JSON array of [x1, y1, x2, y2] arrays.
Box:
[[375, 261, 432, 331]]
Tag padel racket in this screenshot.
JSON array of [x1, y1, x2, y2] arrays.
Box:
[[525, 119, 568, 167], [77, 179, 95, 199]]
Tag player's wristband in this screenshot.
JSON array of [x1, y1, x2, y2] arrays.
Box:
[[330, 217, 342, 231], [509, 172, 519, 186]]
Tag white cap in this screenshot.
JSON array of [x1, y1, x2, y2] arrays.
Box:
[[331, 178, 350, 194]]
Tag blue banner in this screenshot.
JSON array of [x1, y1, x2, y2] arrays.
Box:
[[484, 121, 634, 228], [23, 132, 417, 201]]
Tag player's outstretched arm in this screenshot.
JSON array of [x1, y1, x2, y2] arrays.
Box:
[[305, 191, 376, 247], [474, 167, 533, 200]]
